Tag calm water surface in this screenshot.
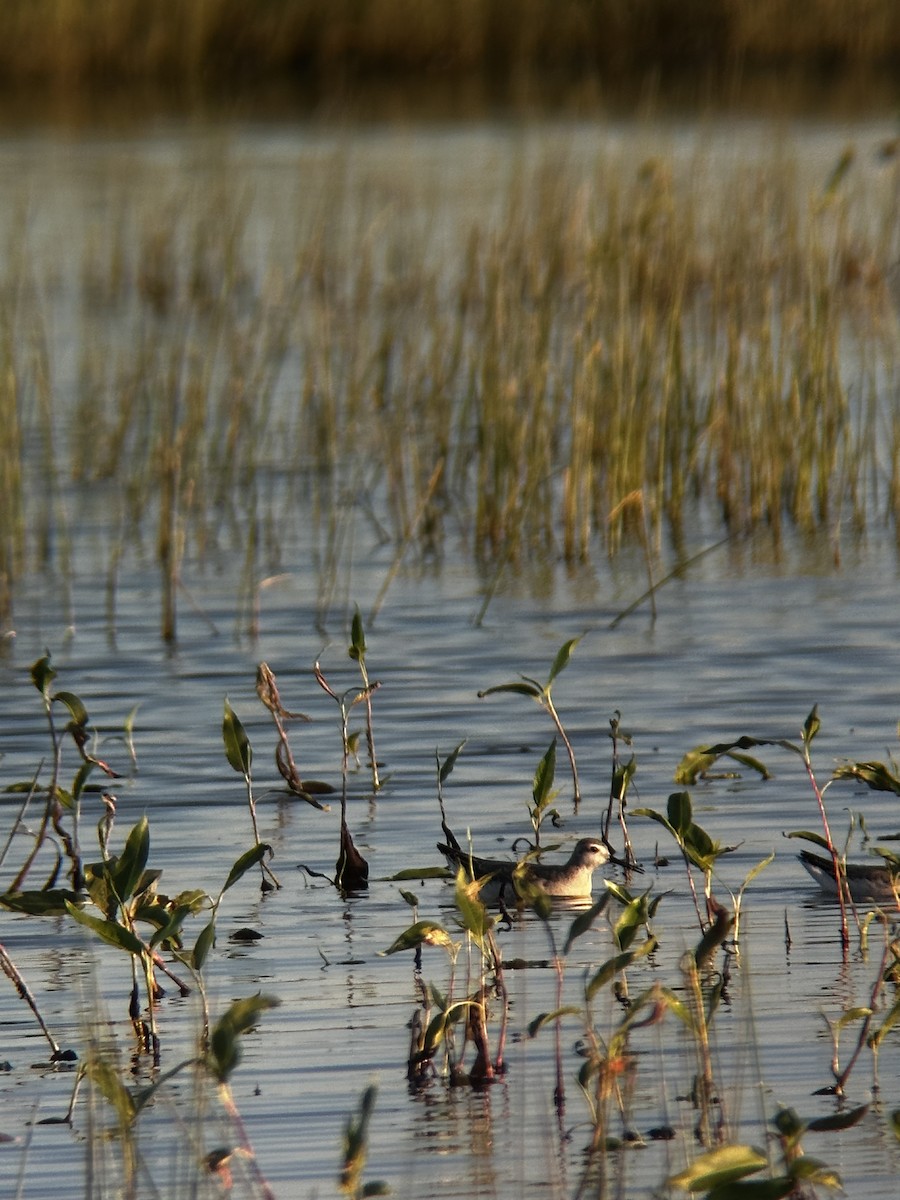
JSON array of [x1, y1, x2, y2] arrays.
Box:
[[1, 116, 900, 1199]]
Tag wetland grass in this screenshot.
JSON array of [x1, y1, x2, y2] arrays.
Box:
[[2, 132, 900, 639]]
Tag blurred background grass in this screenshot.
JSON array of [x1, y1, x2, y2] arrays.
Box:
[[1, 0, 898, 117]]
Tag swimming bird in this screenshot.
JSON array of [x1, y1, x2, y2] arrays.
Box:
[[798, 848, 900, 904], [437, 836, 614, 903]]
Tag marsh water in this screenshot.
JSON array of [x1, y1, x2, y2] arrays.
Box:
[[1, 115, 900, 1198]]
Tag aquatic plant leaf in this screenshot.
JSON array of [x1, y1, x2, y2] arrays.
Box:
[[611, 755, 637, 800], [477, 681, 542, 699], [668, 1143, 767, 1191], [772, 1107, 806, 1138], [802, 706, 820, 747], [673, 744, 773, 784], [563, 893, 609, 954], [112, 816, 151, 903], [71, 760, 95, 806], [613, 897, 647, 952], [547, 635, 581, 684], [387, 867, 451, 880], [741, 853, 775, 890], [222, 699, 252, 776], [0, 888, 79, 916], [454, 868, 495, 940], [222, 844, 271, 894], [349, 607, 366, 661], [438, 739, 467, 784], [659, 986, 695, 1030], [361, 1184, 390, 1197], [890, 1110, 900, 1141], [53, 690, 89, 727], [192, 921, 216, 970], [726, 752, 772, 780], [834, 1006, 871, 1031], [208, 993, 280, 1083], [675, 735, 800, 785], [784, 830, 830, 850], [869, 995, 900, 1049], [514, 868, 552, 920], [88, 1059, 137, 1125], [30, 654, 56, 697], [64, 901, 145, 957], [380, 921, 456, 956], [682, 822, 722, 871], [806, 1104, 868, 1132], [527, 1007, 581, 1037], [667, 791, 693, 835], [532, 738, 557, 809], [787, 1157, 842, 1188], [586, 951, 637, 1000], [833, 760, 900, 795]]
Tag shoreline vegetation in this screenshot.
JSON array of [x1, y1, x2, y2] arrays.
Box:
[[0, 1, 898, 112]]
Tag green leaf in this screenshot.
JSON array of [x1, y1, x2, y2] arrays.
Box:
[[563, 893, 609, 954], [532, 738, 557, 809], [869, 995, 900, 1049], [30, 654, 56, 697], [147, 904, 192, 950], [222, 844, 270, 894], [668, 1143, 768, 1191], [53, 690, 89, 727], [0, 888, 80, 916], [386, 866, 451, 881], [349, 606, 367, 661], [438, 739, 467, 785], [527, 1007, 581, 1037], [454, 868, 495, 942], [379, 921, 456, 956], [802, 705, 821, 747], [613, 898, 646, 952], [223, 699, 252, 776], [208, 993, 280, 1083], [71, 761, 95, 806], [88, 1059, 137, 1124], [667, 791, 693, 835], [547, 635, 581, 685], [772, 1107, 806, 1138], [192, 920, 216, 970], [833, 760, 900, 795], [586, 951, 637, 1000], [477, 681, 542, 699], [112, 816, 151, 903], [741, 852, 776, 890], [611, 755, 637, 800], [64, 901, 146, 957], [785, 830, 831, 850]]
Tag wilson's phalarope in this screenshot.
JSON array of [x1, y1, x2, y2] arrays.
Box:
[[437, 837, 613, 903], [798, 848, 900, 904]]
